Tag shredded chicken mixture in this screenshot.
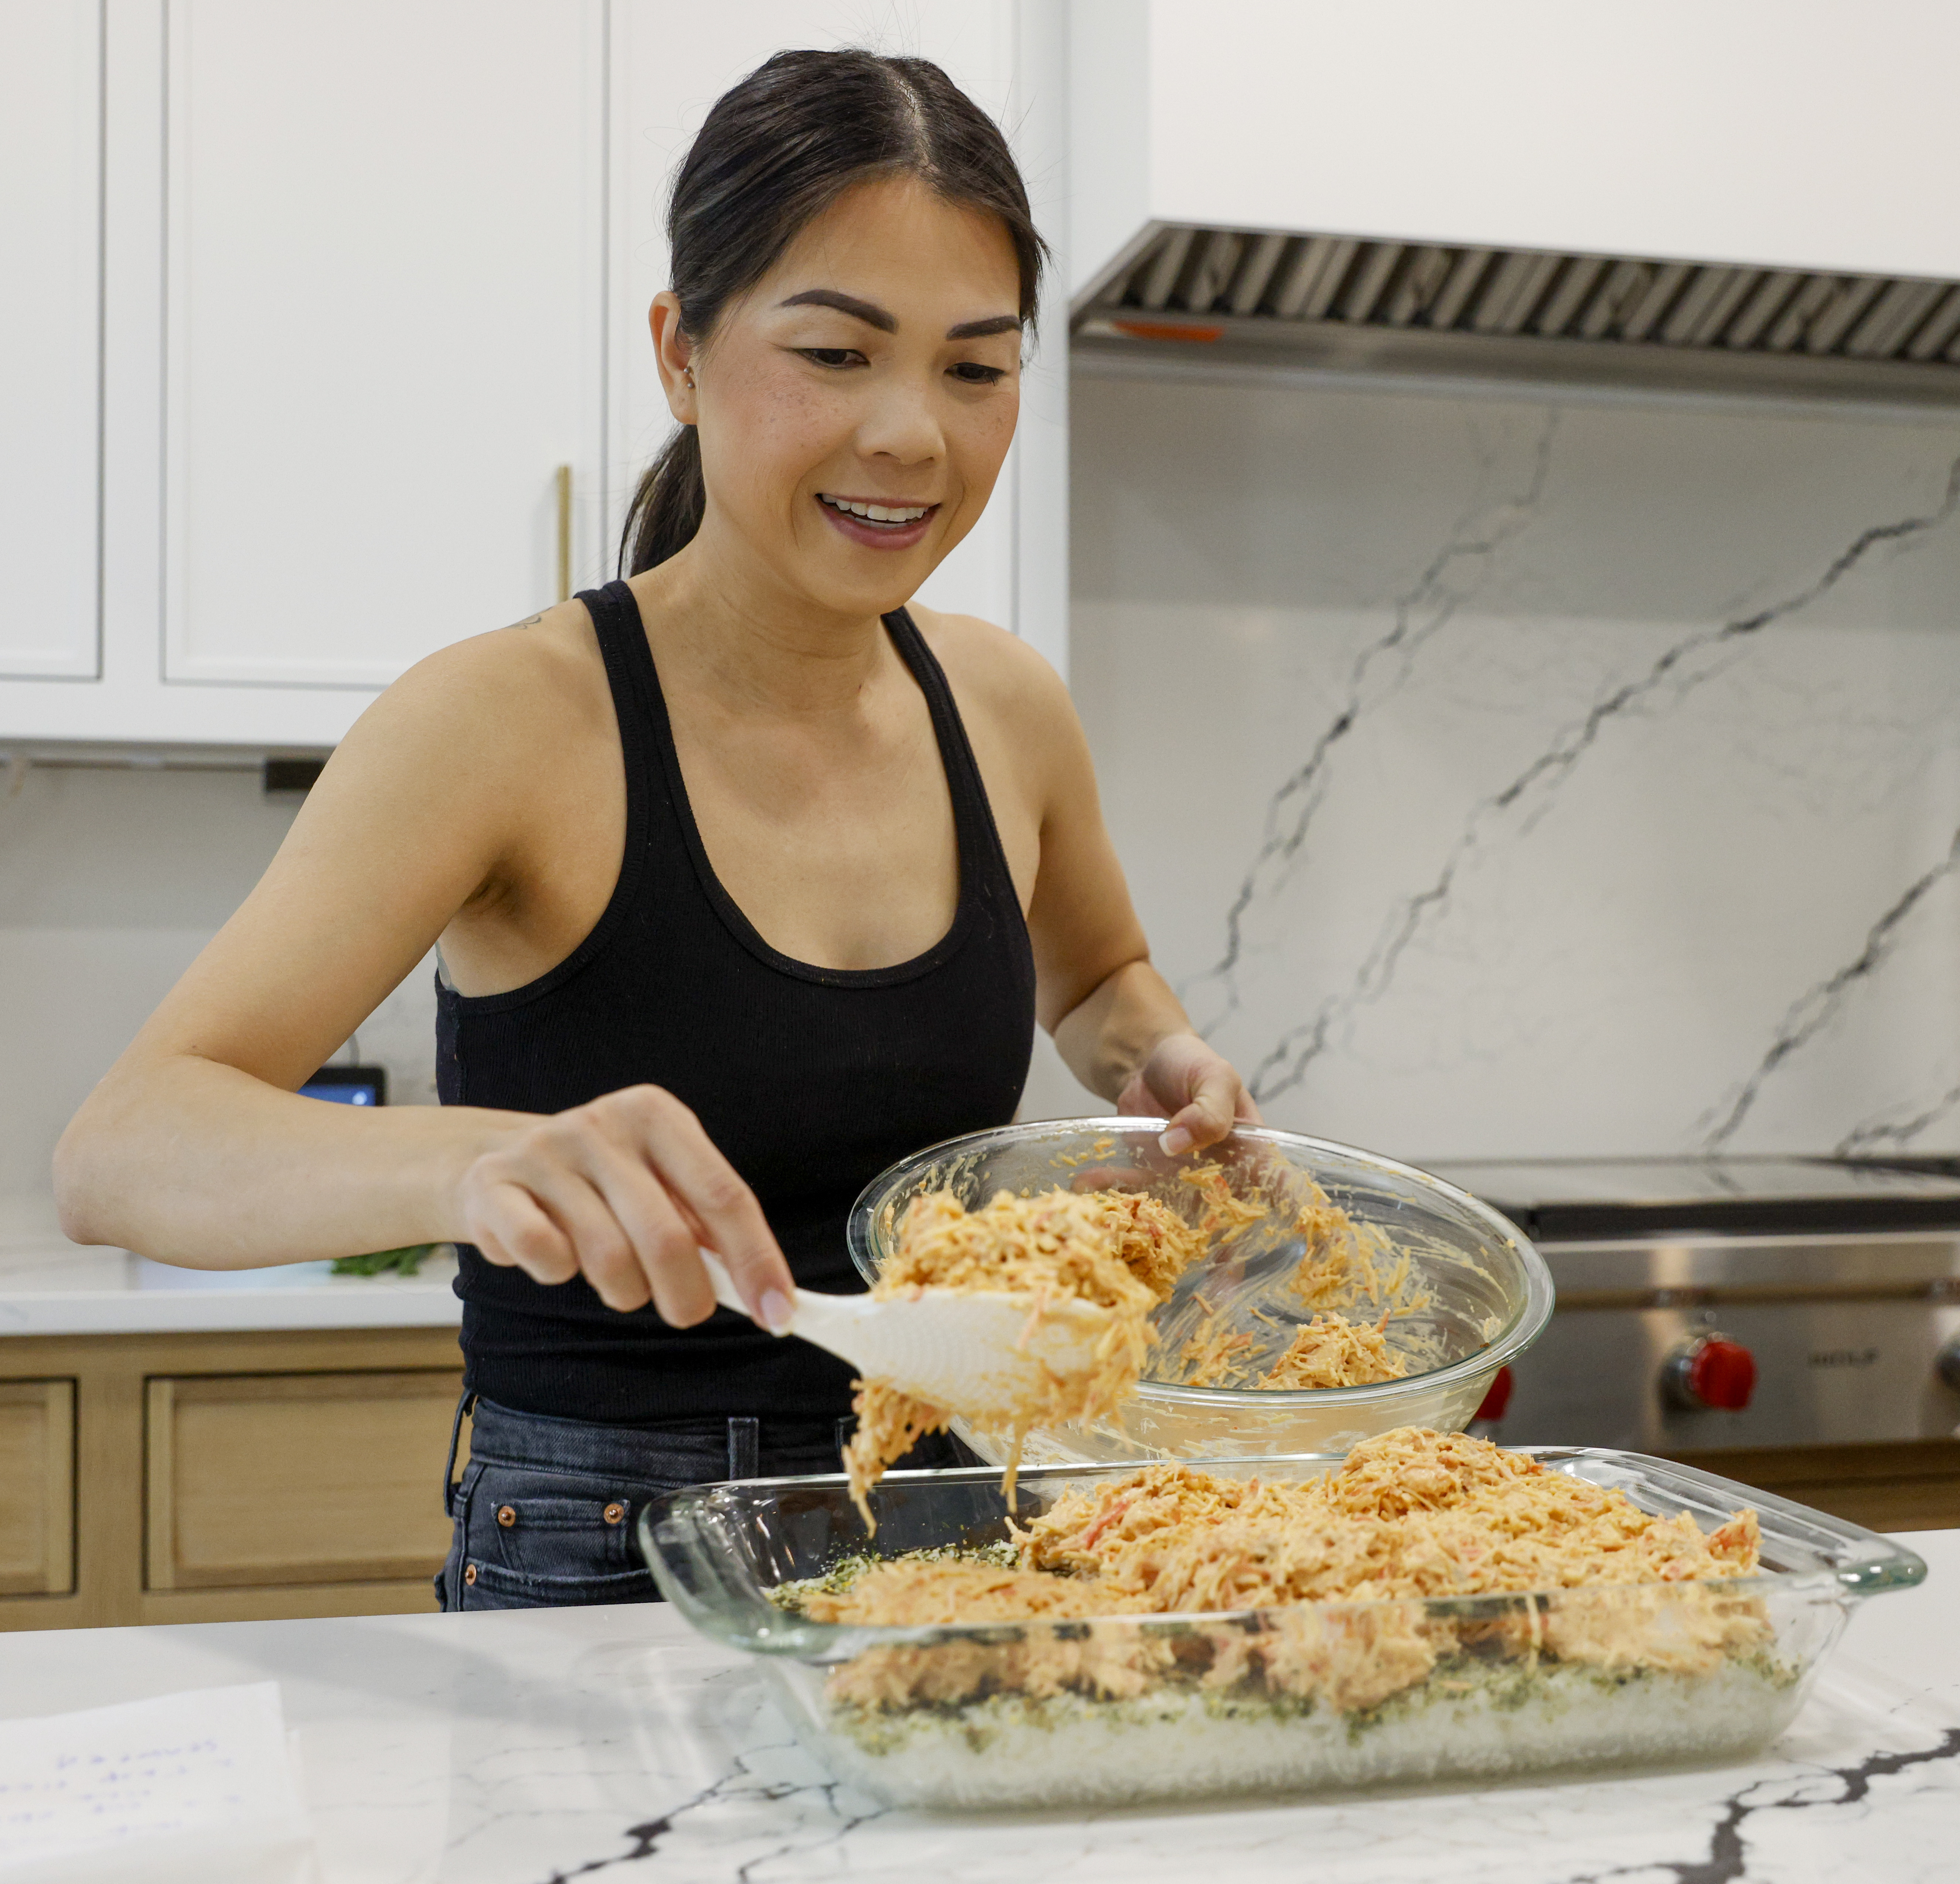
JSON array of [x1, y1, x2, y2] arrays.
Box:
[[845, 1163, 1440, 1522], [843, 1185, 1204, 1523], [1288, 1212, 1433, 1322], [798, 1429, 1767, 1715], [1159, 1183, 1434, 1390], [1252, 1312, 1410, 1389], [874, 1185, 1205, 1303], [1169, 1167, 1395, 1373], [1011, 1427, 1759, 1602]]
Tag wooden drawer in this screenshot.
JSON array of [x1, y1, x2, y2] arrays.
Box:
[[0, 1380, 75, 1595], [1667, 1440, 1960, 1534], [146, 1370, 461, 1590]]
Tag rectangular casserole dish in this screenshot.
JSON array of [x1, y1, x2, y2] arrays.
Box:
[[639, 1450, 1926, 1810]]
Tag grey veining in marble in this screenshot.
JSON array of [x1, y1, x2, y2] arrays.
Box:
[[1062, 370, 1960, 1159], [1186, 408, 1563, 1042], [1703, 810, 1960, 1150], [1238, 444, 1960, 1116]]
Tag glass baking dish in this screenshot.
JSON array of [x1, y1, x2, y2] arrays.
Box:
[[847, 1119, 1555, 1466], [640, 1451, 1927, 1810]]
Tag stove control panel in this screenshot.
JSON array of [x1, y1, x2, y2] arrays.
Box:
[[1660, 1332, 1759, 1413], [1461, 1227, 1960, 1450]]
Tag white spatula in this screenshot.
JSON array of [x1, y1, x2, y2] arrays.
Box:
[[698, 1251, 1117, 1413]]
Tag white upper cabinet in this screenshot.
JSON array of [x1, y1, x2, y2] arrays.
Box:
[[1070, 0, 1960, 300], [0, 1, 103, 679], [0, 0, 1061, 743], [161, 0, 606, 689]]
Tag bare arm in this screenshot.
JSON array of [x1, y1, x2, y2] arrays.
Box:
[[55, 646, 512, 1266], [53, 624, 793, 1328]]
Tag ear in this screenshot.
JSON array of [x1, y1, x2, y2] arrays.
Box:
[[650, 291, 696, 424]]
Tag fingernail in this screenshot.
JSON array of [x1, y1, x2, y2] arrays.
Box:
[[1160, 1127, 1193, 1157], [760, 1288, 794, 1337]]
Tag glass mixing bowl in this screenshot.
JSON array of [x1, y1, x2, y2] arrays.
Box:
[[846, 1119, 1554, 1466]]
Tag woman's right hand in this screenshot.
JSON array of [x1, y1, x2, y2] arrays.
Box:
[[453, 1084, 795, 1332]]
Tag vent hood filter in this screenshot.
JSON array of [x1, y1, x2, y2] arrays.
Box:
[[1075, 226, 1960, 405]]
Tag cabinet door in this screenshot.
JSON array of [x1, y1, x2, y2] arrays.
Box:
[[145, 1371, 459, 1590], [0, 2, 102, 679], [608, 3, 1020, 632], [162, 0, 605, 689], [0, 1381, 76, 1597]]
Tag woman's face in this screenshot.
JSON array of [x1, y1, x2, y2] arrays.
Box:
[[655, 175, 1024, 622]]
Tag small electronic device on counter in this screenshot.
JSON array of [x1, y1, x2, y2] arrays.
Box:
[[300, 1064, 387, 1107]]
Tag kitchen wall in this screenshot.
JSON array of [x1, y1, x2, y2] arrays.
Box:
[[1017, 364, 1960, 1162], [15, 365, 1960, 1196], [0, 763, 437, 1202]]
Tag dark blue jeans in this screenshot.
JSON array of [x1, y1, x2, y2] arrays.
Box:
[[435, 1394, 974, 1611]]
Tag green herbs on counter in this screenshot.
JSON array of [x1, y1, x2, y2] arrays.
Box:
[[331, 1244, 439, 1278]]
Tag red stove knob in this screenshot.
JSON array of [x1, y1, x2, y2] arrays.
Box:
[[1473, 1365, 1514, 1423], [1664, 1335, 1757, 1412]]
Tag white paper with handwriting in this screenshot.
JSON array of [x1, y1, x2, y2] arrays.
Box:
[[0, 1682, 314, 1883]]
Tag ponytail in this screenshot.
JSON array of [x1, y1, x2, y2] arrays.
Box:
[[615, 48, 1046, 578], [621, 423, 706, 577]]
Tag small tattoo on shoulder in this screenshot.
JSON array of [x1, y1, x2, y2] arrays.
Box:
[[504, 611, 546, 631]]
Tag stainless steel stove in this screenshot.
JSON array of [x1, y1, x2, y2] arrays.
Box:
[[1425, 1157, 1960, 1456]]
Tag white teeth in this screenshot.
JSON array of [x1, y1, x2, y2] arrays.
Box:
[[821, 494, 929, 524]]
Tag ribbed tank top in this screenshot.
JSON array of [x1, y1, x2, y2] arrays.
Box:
[[436, 579, 1037, 1422]]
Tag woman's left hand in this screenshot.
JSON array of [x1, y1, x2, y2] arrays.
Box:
[[1116, 1032, 1262, 1155]]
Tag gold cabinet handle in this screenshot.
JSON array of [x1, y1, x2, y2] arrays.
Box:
[[555, 464, 573, 603]]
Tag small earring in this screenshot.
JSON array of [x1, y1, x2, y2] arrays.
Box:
[[683, 366, 695, 388]]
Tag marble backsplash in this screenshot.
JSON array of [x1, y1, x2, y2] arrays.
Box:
[[1047, 365, 1960, 1163]]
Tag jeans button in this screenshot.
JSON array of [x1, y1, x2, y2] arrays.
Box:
[[464, 1564, 477, 1586], [497, 1505, 517, 1528], [603, 1501, 626, 1526]]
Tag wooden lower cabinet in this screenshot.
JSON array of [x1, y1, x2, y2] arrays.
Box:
[[0, 1327, 463, 1631], [0, 1381, 75, 1596], [147, 1371, 461, 1592], [1665, 1440, 1960, 1534]]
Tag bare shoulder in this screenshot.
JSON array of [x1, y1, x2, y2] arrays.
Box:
[[379, 597, 603, 730], [290, 597, 615, 881], [341, 597, 609, 771], [906, 603, 1077, 737]]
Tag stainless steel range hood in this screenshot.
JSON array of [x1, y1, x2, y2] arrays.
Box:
[[1073, 225, 1960, 407]]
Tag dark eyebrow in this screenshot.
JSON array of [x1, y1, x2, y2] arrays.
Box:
[[778, 289, 896, 332], [778, 289, 1022, 344], [946, 314, 1023, 340]]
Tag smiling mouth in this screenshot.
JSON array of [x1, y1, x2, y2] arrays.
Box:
[[817, 492, 937, 529]]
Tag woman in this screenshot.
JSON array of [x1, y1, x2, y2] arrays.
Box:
[[54, 50, 1258, 1608]]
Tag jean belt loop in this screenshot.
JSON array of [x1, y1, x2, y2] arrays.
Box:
[[726, 1415, 760, 1481], [443, 1390, 478, 1518]]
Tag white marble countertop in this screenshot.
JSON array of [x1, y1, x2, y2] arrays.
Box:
[[0, 1194, 461, 1336], [1, 1531, 1953, 1882]]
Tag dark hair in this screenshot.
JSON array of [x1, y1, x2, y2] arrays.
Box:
[[619, 48, 1047, 577]]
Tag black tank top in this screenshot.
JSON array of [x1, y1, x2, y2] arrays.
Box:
[[436, 580, 1037, 1423]]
